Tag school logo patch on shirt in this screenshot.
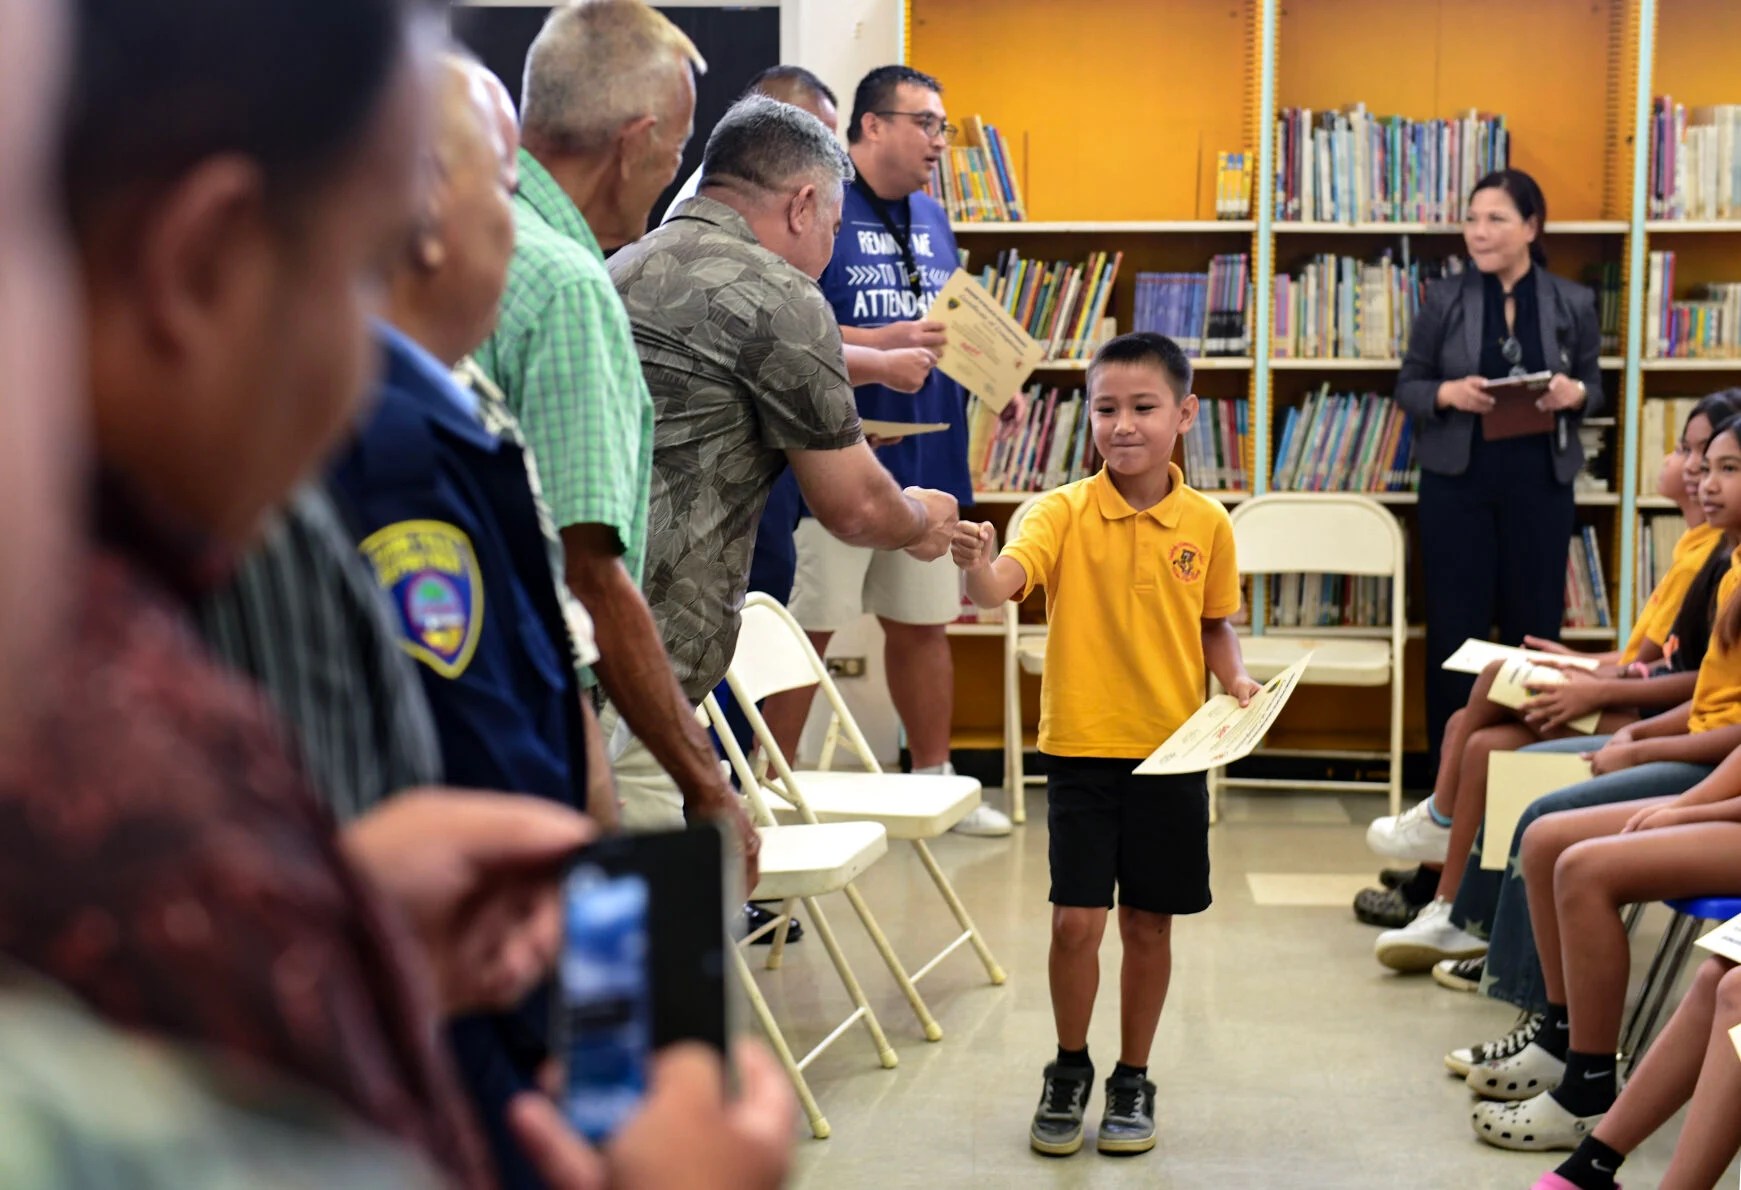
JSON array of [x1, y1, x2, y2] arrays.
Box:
[[359, 520, 484, 679], [1169, 541, 1205, 584]]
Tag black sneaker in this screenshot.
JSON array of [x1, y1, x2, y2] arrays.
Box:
[[1029, 1061, 1094, 1156], [742, 902, 803, 946], [1433, 955, 1485, 993], [1353, 886, 1418, 929], [1096, 1070, 1157, 1155], [1379, 865, 1421, 891], [1445, 1010, 1543, 1077]]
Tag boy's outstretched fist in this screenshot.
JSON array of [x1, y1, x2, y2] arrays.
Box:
[[952, 521, 996, 570]]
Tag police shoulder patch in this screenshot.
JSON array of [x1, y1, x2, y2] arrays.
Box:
[[359, 519, 484, 679]]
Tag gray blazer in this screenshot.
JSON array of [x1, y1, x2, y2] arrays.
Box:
[[1394, 268, 1605, 484]]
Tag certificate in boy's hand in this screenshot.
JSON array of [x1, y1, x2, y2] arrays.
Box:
[[1134, 653, 1313, 776], [925, 269, 1045, 412]]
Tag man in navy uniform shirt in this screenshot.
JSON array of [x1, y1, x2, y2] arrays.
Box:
[[327, 54, 601, 1189]]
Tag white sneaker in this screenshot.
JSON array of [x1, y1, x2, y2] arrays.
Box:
[[1471, 1091, 1601, 1151], [1466, 1040, 1566, 1101], [1365, 798, 1451, 862], [1373, 898, 1487, 972], [951, 803, 1013, 837]]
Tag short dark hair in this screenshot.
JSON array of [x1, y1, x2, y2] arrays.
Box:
[[61, 0, 412, 237], [1470, 168, 1549, 266], [746, 65, 837, 109], [701, 94, 853, 194], [1087, 332, 1193, 399], [847, 64, 942, 144]]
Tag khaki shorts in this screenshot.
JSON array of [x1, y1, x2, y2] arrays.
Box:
[[598, 703, 685, 832], [788, 517, 962, 632]]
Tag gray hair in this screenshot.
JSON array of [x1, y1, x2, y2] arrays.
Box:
[[521, 0, 706, 155], [699, 94, 853, 197]]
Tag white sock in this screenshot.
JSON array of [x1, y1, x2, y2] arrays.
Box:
[[913, 760, 955, 776]]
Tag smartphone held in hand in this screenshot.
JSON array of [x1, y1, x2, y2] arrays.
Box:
[[556, 821, 737, 1143]]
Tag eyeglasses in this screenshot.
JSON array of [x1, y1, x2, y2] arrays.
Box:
[[872, 110, 958, 140], [1500, 334, 1525, 378]]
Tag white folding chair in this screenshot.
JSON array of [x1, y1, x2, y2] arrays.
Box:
[[710, 594, 1008, 1042], [1208, 493, 1407, 822], [1001, 494, 1049, 824], [697, 707, 896, 1140]]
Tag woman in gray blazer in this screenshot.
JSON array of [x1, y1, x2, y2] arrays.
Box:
[[1394, 168, 1605, 773]]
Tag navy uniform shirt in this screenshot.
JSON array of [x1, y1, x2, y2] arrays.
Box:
[[329, 324, 588, 1190]]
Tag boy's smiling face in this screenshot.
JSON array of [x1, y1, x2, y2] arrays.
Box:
[[1088, 361, 1197, 480]]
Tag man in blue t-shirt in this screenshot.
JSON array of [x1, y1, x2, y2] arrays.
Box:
[[767, 64, 1013, 837]]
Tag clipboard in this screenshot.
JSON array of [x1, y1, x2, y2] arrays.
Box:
[[1481, 372, 1555, 441]]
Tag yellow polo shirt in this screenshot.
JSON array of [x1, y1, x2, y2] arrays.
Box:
[[1626, 523, 1723, 663], [1689, 546, 1741, 733], [1003, 464, 1241, 760]]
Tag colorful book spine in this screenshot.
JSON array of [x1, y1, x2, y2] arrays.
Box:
[[1270, 388, 1417, 492]]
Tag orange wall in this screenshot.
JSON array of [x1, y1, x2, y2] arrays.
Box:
[[1656, 0, 1741, 106], [910, 0, 1253, 221], [1278, 0, 1620, 220]]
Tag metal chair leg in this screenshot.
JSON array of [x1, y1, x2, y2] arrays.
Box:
[[1626, 912, 1697, 1075]]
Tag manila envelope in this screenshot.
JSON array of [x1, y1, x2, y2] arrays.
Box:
[[1481, 751, 1595, 870]]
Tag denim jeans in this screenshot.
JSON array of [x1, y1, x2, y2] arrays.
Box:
[[1447, 735, 1713, 1012]]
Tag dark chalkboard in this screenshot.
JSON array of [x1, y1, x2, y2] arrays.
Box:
[[450, 5, 781, 227]]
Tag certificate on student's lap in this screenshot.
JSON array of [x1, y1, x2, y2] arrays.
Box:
[[1481, 752, 1594, 870], [1487, 657, 1601, 734], [1694, 912, 1741, 965], [1443, 638, 1601, 676], [1134, 654, 1313, 776], [926, 268, 1045, 413]]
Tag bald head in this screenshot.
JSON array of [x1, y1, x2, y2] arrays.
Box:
[[434, 53, 512, 182], [390, 53, 518, 366]]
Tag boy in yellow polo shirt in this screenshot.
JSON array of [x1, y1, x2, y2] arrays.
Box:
[[954, 331, 1259, 1158]]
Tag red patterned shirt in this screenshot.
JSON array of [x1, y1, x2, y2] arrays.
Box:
[[0, 526, 492, 1187]]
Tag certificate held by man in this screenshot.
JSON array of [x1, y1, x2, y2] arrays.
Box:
[[927, 268, 1045, 413]]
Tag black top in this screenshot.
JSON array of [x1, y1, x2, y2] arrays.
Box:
[[1658, 535, 1733, 675], [1478, 267, 1547, 380]]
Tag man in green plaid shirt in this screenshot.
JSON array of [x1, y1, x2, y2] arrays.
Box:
[[472, 0, 758, 884]]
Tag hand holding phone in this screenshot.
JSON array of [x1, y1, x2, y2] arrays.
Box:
[[555, 822, 737, 1144]]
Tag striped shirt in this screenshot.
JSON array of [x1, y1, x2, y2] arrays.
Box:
[[198, 483, 442, 820], [473, 149, 655, 584]]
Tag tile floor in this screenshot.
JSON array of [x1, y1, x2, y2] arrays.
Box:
[[753, 789, 1741, 1189]]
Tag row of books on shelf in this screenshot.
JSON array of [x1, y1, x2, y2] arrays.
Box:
[[1132, 256, 1251, 357], [963, 546, 1606, 630], [1274, 104, 1509, 225], [1270, 388, 1417, 492], [1647, 99, 1741, 222], [1565, 526, 1613, 630], [1645, 251, 1741, 359], [1215, 151, 1255, 219], [1271, 251, 1462, 360], [1181, 399, 1250, 491], [926, 116, 1026, 222], [969, 387, 1097, 494], [1636, 513, 1688, 618], [1268, 574, 1395, 629], [1636, 397, 1702, 494], [968, 389, 1250, 494], [973, 249, 1123, 361]]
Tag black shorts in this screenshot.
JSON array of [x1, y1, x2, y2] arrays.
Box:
[[1045, 755, 1212, 916]]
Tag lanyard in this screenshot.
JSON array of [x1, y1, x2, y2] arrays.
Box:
[[853, 177, 924, 298]]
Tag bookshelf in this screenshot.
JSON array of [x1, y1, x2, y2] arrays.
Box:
[[909, 0, 1734, 759]]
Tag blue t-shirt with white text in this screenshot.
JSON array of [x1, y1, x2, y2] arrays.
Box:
[[817, 184, 972, 504]]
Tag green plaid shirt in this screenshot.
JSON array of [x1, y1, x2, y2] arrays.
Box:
[[474, 149, 653, 584]]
